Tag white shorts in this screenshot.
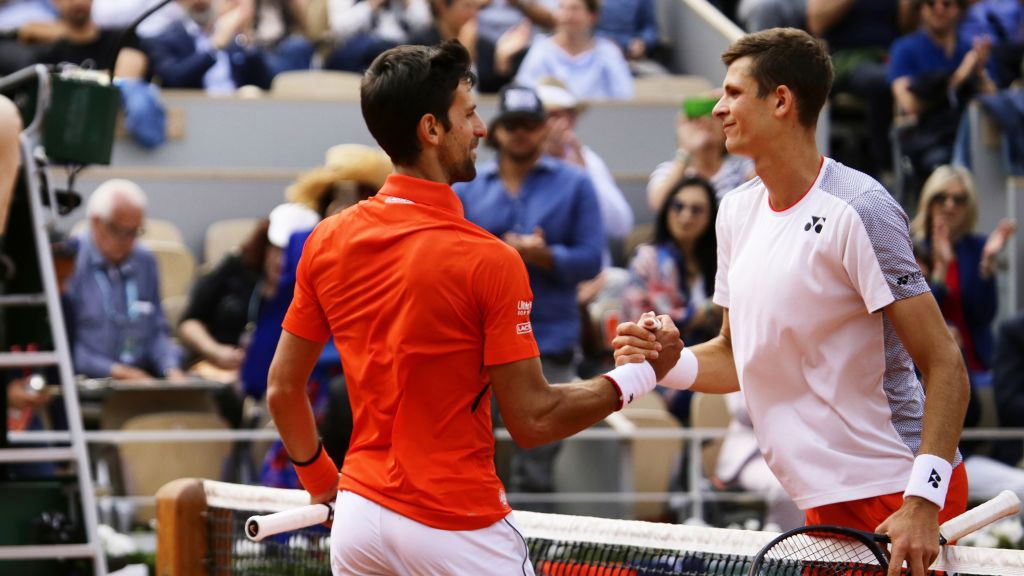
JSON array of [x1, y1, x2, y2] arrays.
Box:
[[330, 490, 536, 576]]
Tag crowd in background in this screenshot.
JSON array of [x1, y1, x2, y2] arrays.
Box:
[[2, 0, 1023, 528]]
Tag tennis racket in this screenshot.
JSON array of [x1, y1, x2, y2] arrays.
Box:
[[747, 490, 1021, 575], [245, 501, 334, 542]]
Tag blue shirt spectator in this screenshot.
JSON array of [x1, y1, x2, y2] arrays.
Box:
[[960, 0, 1023, 87], [66, 180, 182, 379], [961, 0, 1023, 44], [594, 0, 658, 57], [515, 0, 634, 100], [515, 35, 633, 99], [455, 156, 604, 355], [888, 29, 972, 83]]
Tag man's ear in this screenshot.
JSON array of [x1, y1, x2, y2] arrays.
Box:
[[773, 85, 795, 120], [417, 113, 443, 147]]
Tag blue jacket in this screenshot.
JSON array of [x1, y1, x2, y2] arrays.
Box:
[[144, 21, 271, 90], [929, 233, 997, 368]]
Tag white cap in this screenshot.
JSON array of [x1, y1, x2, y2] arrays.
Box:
[[268, 203, 320, 248], [535, 83, 579, 112]]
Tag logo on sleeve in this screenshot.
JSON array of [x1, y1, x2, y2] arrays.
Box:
[[516, 322, 533, 335], [896, 271, 923, 286], [517, 300, 532, 316], [803, 216, 826, 234]]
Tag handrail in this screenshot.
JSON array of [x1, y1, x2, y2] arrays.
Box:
[[15, 425, 1024, 523], [0, 65, 50, 136], [13, 426, 1024, 444]]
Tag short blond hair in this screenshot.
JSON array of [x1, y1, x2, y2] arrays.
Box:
[[910, 165, 979, 241]]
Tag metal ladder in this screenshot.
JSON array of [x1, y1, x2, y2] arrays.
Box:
[[0, 65, 107, 575]]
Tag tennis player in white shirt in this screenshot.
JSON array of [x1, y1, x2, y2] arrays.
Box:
[[614, 28, 970, 576]]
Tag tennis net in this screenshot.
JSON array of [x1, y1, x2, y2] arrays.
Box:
[[155, 478, 1024, 575]]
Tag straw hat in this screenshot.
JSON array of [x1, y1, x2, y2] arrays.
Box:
[[286, 144, 393, 212], [534, 77, 589, 115]]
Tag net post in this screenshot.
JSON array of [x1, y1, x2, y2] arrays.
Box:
[[156, 477, 209, 576]]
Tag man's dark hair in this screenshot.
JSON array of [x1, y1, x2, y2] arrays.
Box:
[[653, 176, 718, 299], [361, 41, 477, 167], [721, 28, 833, 129]]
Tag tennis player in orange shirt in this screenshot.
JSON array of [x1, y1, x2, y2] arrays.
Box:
[[266, 40, 682, 575]]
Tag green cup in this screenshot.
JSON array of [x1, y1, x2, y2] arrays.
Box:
[[682, 95, 718, 119]]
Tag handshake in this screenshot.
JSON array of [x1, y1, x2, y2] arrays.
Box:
[[604, 311, 694, 410]]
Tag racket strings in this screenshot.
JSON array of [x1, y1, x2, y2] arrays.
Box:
[[763, 533, 887, 576]]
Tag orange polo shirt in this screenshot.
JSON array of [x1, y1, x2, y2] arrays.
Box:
[[283, 174, 540, 531]]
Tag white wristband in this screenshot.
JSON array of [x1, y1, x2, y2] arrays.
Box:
[[904, 454, 953, 509], [660, 348, 698, 390], [603, 362, 657, 410]]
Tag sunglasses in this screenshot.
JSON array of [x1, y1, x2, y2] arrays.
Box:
[[502, 118, 544, 132], [932, 192, 968, 207], [104, 221, 145, 240], [669, 200, 707, 216]]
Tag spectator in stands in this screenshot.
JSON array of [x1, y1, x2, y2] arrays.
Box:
[[910, 165, 1015, 388], [992, 312, 1024, 468], [37, 0, 148, 78], [66, 179, 185, 381], [911, 166, 1021, 503], [593, 0, 662, 74], [324, 0, 432, 72], [455, 85, 604, 504], [260, 146, 391, 489], [536, 80, 633, 254], [736, 0, 805, 32], [91, 0, 185, 38], [646, 94, 754, 211], [889, 0, 996, 197], [0, 0, 58, 75], [146, 0, 278, 92], [285, 143, 393, 216], [408, 0, 527, 92], [960, 0, 1024, 88], [178, 219, 273, 379], [807, 0, 908, 179], [476, 0, 555, 46], [716, 391, 804, 530], [514, 0, 634, 100], [623, 177, 720, 421]]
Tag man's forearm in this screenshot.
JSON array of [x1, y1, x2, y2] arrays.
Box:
[[267, 377, 321, 462], [688, 334, 740, 394], [918, 350, 970, 463]]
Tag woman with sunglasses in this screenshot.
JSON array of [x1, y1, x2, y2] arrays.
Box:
[[622, 176, 720, 419], [911, 165, 1016, 385]]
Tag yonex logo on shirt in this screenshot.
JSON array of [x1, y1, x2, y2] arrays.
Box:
[[928, 469, 941, 489], [804, 216, 827, 233], [896, 271, 923, 286]]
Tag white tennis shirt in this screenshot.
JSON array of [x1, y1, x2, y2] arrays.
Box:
[[714, 157, 960, 509]]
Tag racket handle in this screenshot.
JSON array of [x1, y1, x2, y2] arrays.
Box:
[[940, 490, 1020, 542], [245, 502, 334, 542]]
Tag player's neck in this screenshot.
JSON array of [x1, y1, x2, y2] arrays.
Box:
[[754, 139, 823, 211], [395, 161, 448, 185]]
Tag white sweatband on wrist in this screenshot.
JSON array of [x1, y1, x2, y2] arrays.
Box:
[[660, 348, 698, 390], [904, 454, 953, 509], [602, 362, 657, 410]]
